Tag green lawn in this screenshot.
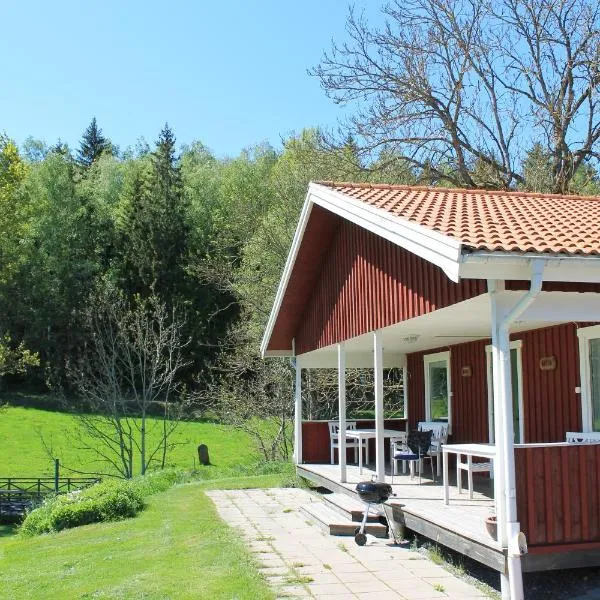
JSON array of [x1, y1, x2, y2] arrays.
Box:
[[0, 405, 260, 477], [0, 476, 288, 599]]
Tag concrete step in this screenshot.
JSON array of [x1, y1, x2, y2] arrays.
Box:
[[300, 502, 388, 538], [321, 492, 382, 522]]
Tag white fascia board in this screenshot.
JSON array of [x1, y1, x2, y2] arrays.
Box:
[[309, 184, 463, 282], [460, 251, 600, 283], [260, 190, 313, 358], [297, 350, 407, 369], [263, 350, 294, 358]]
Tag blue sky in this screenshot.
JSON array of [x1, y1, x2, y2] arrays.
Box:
[[1, 1, 377, 157]]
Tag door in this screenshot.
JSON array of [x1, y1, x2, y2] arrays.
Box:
[[486, 342, 524, 443]]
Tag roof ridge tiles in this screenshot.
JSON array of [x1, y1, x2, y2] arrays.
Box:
[[313, 180, 600, 203]]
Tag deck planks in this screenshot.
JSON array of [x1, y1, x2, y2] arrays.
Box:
[[297, 462, 505, 571]]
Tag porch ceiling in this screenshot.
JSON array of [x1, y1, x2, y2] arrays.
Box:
[[296, 290, 600, 368]]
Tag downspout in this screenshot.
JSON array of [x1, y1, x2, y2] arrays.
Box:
[[497, 258, 545, 600]]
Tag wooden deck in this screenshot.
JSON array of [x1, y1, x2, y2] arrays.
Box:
[[297, 462, 506, 572]]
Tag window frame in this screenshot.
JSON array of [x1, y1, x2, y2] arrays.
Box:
[[485, 340, 524, 444], [577, 325, 600, 432], [423, 351, 452, 431]]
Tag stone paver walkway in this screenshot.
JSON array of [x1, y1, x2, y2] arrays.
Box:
[[207, 488, 491, 600]]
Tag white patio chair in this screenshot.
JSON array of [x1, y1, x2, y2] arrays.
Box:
[[328, 421, 367, 465], [390, 434, 409, 476], [566, 431, 600, 443], [418, 421, 449, 477]]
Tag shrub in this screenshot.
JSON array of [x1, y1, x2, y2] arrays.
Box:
[[21, 469, 187, 537], [21, 478, 146, 536]]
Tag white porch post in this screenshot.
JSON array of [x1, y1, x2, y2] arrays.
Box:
[[488, 280, 509, 599], [403, 365, 409, 432], [374, 330, 385, 482], [489, 260, 544, 600], [293, 358, 302, 465], [338, 343, 347, 483]]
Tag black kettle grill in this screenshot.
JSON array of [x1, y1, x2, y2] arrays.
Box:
[[354, 481, 394, 546]]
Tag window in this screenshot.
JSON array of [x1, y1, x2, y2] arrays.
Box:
[[424, 351, 451, 427], [577, 325, 600, 431]]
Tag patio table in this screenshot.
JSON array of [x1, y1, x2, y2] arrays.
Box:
[[345, 428, 407, 475], [442, 443, 495, 504]]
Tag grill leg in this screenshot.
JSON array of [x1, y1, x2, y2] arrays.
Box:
[[354, 502, 371, 546], [359, 502, 370, 535]]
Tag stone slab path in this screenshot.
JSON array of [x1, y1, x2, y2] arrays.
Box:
[[206, 488, 492, 600]]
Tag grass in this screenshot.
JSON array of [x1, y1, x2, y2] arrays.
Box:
[[0, 472, 297, 599], [0, 404, 260, 477], [285, 575, 313, 585], [0, 396, 302, 597]]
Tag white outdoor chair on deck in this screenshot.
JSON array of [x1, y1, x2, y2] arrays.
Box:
[[390, 433, 410, 475], [566, 431, 600, 443], [328, 421, 367, 465], [418, 421, 449, 477]]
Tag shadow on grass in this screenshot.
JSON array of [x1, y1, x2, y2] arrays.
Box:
[[0, 523, 19, 538]]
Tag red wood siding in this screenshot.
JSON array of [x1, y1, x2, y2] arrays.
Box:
[[405, 324, 584, 444], [407, 351, 427, 430], [407, 342, 489, 443], [507, 281, 600, 293], [450, 340, 490, 443], [518, 324, 583, 442], [295, 219, 485, 355], [301, 420, 406, 464], [268, 205, 340, 351], [516, 444, 600, 547]]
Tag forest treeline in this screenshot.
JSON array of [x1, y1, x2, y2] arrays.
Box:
[[0, 119, 599, 412], [0, 123, 373, 399]]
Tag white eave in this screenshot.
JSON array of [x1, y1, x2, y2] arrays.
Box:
[[261, 182, 600, 358], [459, 251, 600, 283]]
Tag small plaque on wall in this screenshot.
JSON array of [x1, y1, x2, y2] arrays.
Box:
[[540, 356, 557, 371], [461, 365, 472, 377]]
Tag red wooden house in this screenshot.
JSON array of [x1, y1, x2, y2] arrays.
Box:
[[261, 182, 600, 600]]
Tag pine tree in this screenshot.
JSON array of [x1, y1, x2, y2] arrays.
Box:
[[77, 117, 108, 167], [120, 124, 189, 302]]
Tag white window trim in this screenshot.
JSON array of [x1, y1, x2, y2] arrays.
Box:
[[485, 340, 524, 444], [577, 325, 600, 432], [424, 351, 452, 432]]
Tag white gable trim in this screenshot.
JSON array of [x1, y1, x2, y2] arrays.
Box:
[[310, 184, 463, 282], [260, 183, 464, 357], [260, 189, 313, 358]]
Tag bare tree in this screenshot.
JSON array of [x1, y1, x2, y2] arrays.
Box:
[[312, 0, 600, 193], [68, 288, 190, 478], [200, 321, 295, 462]]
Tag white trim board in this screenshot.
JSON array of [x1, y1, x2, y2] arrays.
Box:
[[260, 190, 313, 357], [309, 184, 463, 281], [486, 341, 524, 444], [424, 351, 452, 432], [577, 325, 600, 432]]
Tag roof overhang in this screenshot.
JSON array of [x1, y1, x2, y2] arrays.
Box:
[[261, 182, 600, 359], [459, 251, 600, 283], [296, 290, 600, 368]]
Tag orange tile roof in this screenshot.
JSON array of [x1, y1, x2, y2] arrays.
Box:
[[316, 182, 600, 256]]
